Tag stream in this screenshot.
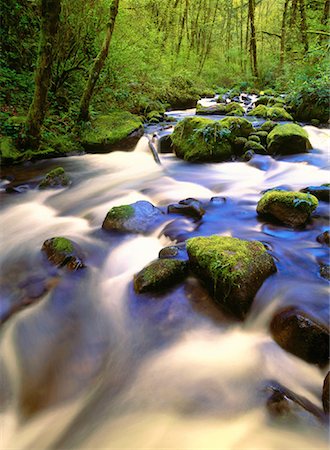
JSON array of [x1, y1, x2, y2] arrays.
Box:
[[0, 104, 329, 449]]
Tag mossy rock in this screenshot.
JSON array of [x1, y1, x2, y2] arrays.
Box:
[[270, 307, 329, 366], [199, 88, 215, 98], [42, 237, 85, 271], [186, 235, 276, 320], [146, 110, 165, 123], [267, 123, 312, 155], [317, 231, 330, 247], [233, 137, 248, 155], [266, 107, 293, 121], [38, 167, 70, 189], [102, 200, 164, 234], [248, 105, 268, 117], [257, 190, 318, 227], [259, 121, 277, 133], [225, 102, 245, 115], [244, 140, 267, 154], [80, 111, 143, 153], [171, 117, 233, 163], [196, 103, 227, 115], [267, 97, 286, 107], [253, 131, 268, 146], [248, 135, 261, 143], [218, 116, 254, 138], [300, 185, 330, 203], [255, 96, 272, 106], [134, 259, 188, 293], [159, 242, 188, 261]]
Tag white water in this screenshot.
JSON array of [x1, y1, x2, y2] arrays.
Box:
[[0, 123, 329, 449]]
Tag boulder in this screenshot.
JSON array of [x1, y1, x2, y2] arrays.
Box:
[[80, 112, 143, 153], [317, 230, 330, 246], [259, 121, 277, 133], [248, 105, 268, 117], [233, 137, 248, 155], [171, 117, 233, 162], [257, 190, 318, 227], [300, 185, 330, 203], [196, 104, 227, 115], [102, 200, 164, 234], [158, 134, 173, 153], [270, 307, 329, 365], [225, 102, 245, 116], [167, 198, 205, 219], [267, 123, 312, 155], [267, 107, 293, 121], [320, 264, 330, 281], [134, 259, 188, 293], [159, 243, 188, 261], [186, 235, 276, 320], [253, 131, 268, 146], [42, 237, 85, 271], [219, 116, 254, 138], [244, 140, 267, 155], [255, 96, 272, 106], [323, 372, 329, 414], [38, 167, 70, 189], [248, 135, 261, 143]]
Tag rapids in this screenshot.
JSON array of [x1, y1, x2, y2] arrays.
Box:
[[0, 110, 329, 449]]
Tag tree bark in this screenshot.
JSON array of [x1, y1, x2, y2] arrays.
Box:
[[24, 0, 61, 148], [299, 0, 309, 53], [280, 0, 289, 71], [248, 0, 258, 78], [79, 0, 120, 122]]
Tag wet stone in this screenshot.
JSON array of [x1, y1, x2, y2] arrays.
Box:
[[317, 231, 330, 247], [167, 198, 205, 220], [42, 237, 85, 271], [102, 200, 164, 234], [270, 307, 329, 366], [319, 264, 330, 281], [38, 167, 70, 189], [159, 243, 188, 261], [300, 185, 330, 203], [134, 259, 188, 294]]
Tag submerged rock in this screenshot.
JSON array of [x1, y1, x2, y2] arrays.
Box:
[[102, 200, 164, 234], [134, 259, 188, 293], [265, 381, 325, 422], [317, 230, 330, 247], [42, 237, 85, 271], [167, 198, 205, 219], [38, 167, 70, 189], [186, 235, 276, 320], [257, 190, 318, 227], [159, 242, 188, 261], [267, 123, 312, 155], [270, 307, 329, 366], [323, 372, 329, 414], [300, 185, 330, 203]]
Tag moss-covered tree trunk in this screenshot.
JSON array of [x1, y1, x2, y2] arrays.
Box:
[[78, 0, 120, 122], [24, 0, 61, 149], [248, 0, 258, 78], [280, 0, 289, 71]]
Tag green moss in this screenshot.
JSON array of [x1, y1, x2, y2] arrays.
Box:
[[134, 259, 188, 293], [38, 166, 70, 189], [187, 235, 267, 289], [80, 111, 142, 146], [0, 136, 21, 160], [267, 97, 285, 107], [267, 123, 311, 155], [226, 108, 244, 117], [225, 102, 245, 115], [107, 205, 135, 220], [218, 116, 254, 137], [248, 105, 268, 117], [257, 191, 318, 214], [259, 121, 277, 132], [52, 237, 74, 253], [255, 96, 271, 106], [248, 135, 261, 143], [171, 117, 233, 162], [244, 140, 266, 153], [267, 107, 293, 121]]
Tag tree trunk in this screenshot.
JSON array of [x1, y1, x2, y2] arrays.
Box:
[[79, 0, 120, 122], [24, 0, 61, 148], [299, 0, 309, 53], [319, 0, 329, 43], [280, 0, 289, 71], [248, 0, 258, 78]]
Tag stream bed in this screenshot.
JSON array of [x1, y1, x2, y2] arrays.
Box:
[[0, 108, 329, 449]]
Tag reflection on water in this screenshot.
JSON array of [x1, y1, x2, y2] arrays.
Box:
[[0, 119, 329, 449]]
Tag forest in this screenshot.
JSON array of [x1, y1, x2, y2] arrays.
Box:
[[0, 1, 329, 450], [0, 0, 329, 161]]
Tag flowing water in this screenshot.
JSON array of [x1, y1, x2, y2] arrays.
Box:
[[0, 109, 329, 449]]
